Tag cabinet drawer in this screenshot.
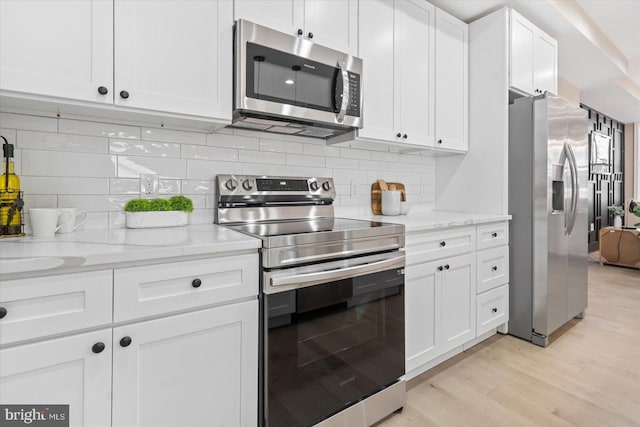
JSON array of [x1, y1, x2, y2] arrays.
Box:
[[406, 226, 476, 265], [476, 222, 509, 250], [113, 254, 259, 321], [476, 246, 509, 293], [0, 270, 113, 345], [476, 284, 509, 336]]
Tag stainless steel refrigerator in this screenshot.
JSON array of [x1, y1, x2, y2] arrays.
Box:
[[508, 93, 588, 347]]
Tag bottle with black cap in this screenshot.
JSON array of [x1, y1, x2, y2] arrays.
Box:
[[1, 136, 22, 236]]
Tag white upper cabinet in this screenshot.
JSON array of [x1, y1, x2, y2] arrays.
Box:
[[0, 0, 113, 103], [509, 9, 557, 96], [434, 8, 468, 152], [358, 0, 435, 147], [114, 0, 232, 119], [234, 0, 358, 55]]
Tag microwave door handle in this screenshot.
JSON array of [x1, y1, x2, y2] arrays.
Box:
[[336, 60, 349, 123]]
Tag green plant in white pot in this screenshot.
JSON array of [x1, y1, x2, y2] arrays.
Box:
[[124, 196, 193, 228], [607, 205, 624, 228]]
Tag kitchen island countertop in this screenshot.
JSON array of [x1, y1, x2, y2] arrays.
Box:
[[0, 224, 261, 278]]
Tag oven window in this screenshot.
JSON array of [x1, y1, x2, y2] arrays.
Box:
[[265, 269, 405, 426], [246, 43, 338, 112]]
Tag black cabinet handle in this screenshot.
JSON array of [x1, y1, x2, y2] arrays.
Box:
[[439, 241, 446, 247], [396, 132, 402, 138], [402, 134, 408, 139], [0, 307, 6, 319], [308, 32, 313, 39], [120, 336, 132, 347], [492, 307, 498, 313], [97, 86, 108, 95], [192, 278, 202, 288], [491, 232, 498, 238], [119, 90, 129, 99], [437, 266, 444, 271], [92, 342, 106, 354], [437, 139, 443, 144], [492, 266, 498, 271], [444, 264, 450, 270], [297, 28, 303, 36]]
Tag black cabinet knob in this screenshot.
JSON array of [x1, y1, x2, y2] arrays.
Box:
[[297, 28, 303, 36], [444, 264, 450, 270], [308, 32, 313, 39], [439, 241, 446, 247], [437, 266, 444, 271], [92, 342, 106, 354], [192, 278, 202, 288], [491, 232, 498, 238], [492, 307, 498, 313], [492, 266, 498, 271], [437, 139, 442, 144], [119, 90, 130, 99], [396, 133, 402, 138], [97, 86, 108, 95], [120, 336, 132, 347], [402, 134, 408, 139], [0, 307, 7, 319]]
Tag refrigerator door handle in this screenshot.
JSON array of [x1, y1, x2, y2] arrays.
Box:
[[565, 143, 579, 235]]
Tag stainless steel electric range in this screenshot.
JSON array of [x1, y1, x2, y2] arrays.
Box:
[[215, 175, 406, 427]]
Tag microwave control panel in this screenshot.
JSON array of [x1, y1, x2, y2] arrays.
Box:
[[346, 72, 361, 117]]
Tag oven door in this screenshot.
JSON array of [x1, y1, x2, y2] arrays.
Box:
[[263, 252, 405, 427]]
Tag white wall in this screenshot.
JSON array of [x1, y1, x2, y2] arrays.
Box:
[[0, 112, 436, 229]]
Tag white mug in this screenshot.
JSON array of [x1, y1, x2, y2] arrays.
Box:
[[57, 208, 88, 233], [400, 201, 411, 215], [381, 190, 401, 216], [29, 208, 72, 237]]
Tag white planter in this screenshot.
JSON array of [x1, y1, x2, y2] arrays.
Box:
[[613, 216, 622, 228], [125, 211, 188, 229]]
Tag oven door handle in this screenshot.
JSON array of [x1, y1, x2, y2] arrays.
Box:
[[269, 255, 404, 289]]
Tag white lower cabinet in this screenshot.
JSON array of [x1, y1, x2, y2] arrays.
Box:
[[405, 260, 438, 371], [440, 253, 476, 353], [112, 300, 258, 427], [0, 329, 113, 427]]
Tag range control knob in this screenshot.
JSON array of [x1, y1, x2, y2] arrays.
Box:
[[225, 178, 238, 191], [242, 180, 253, 191], [322, 181, 332, 191], [309, 181, 319, 191]]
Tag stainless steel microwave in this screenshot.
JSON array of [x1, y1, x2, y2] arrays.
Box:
[[232, 19, 363, 141]]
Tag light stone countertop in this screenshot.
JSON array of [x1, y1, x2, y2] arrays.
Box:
[[0, 224, 261, 278]]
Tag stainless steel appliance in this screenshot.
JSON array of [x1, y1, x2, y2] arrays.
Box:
[[216, 175, 405, 426], [508, 94, 589, 347], [232, 20, 363, 142]]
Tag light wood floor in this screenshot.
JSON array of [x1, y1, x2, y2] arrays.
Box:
[[378, 258, 640, 426]]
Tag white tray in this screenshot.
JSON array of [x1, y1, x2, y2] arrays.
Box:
[[125, 211, 188, 229]]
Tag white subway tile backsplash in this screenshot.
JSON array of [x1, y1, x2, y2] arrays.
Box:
[[22, 150, 117, 177], [181, 144, 238, 161], [141, 127, 206, 145], [0, 112, 57, 132], [19, 130, 108, 153], [110, 139, 180, 158], [6, 112, 435, 229], [117, 156, 186, 179], [0, 128, 17, 145], [21, 177, 110, 195], [59, 119, 140, 139]]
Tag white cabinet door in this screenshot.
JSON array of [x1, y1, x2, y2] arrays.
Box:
[[395, 0, 435, 147], [112, 300, 258, 427], [435, 8, 468, 152], [0, 329, 112, 427], [405, 260, 440, 372], [357, 0, 396, 141], [509, 9, 535, 95], [534, 31, 558, 95], [440, 253, 476, 353], [234, 0, 303, 36], [114, 0, 232, 119], [0, 0, 112, 103], [304, 0, 358, 55]]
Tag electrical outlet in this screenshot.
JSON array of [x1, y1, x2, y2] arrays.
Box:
[[140, 174, 159, 196]]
